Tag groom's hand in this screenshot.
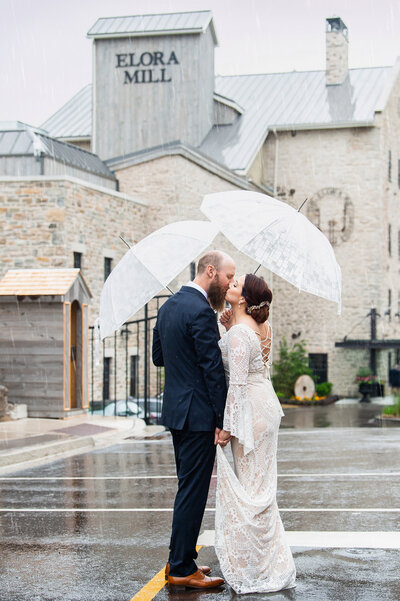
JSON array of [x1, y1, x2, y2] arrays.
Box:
[[214, 427, 221, 445]]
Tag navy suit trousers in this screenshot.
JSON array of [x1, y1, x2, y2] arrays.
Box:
[[168, 428, 216, 577]]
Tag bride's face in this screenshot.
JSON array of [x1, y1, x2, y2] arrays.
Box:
[[225, 274, 245, 306]]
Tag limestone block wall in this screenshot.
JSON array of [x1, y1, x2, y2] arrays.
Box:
[[115, 154, 271, 286], [255, 125, 389, 395], [0, 176, 148, 406], [375, 66, 400, 379]]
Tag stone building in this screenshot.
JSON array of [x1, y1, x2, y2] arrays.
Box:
[[1, 11, 400, 407]]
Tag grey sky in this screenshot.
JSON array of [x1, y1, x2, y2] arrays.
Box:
[[1, 0, 400, 127]]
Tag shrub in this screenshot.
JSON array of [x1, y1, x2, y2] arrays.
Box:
[[316, 382, 333, 397], [272, 338, 313, 399], [383, 394, 400, 417]]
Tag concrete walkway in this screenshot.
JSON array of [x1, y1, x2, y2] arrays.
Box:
[[0, 413, 164, 474]]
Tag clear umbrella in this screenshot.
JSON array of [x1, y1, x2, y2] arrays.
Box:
[[99, 220, 218, 339], [201, 190, 342, 313]]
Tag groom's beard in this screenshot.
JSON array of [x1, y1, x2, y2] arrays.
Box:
[[208, 276, 227, 313]]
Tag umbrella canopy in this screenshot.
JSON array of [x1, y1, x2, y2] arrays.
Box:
[[99, 220, 218, 339], [201, 190, 342, 312]]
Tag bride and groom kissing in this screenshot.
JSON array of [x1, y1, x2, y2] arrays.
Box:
[[152, 250, 296, 594]]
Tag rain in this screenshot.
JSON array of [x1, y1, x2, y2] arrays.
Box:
[[1, 0, 400, 600]]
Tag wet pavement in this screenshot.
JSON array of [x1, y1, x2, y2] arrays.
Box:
[[0, 405, 399, 601]]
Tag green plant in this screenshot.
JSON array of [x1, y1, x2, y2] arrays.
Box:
[[272, 338, 313, 399], [316, 381, 333, 397], [383, 394, 400, 417], [355, 367, 379, 384]]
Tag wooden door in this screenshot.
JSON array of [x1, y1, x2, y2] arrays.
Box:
[[69, 301, 78, 409]]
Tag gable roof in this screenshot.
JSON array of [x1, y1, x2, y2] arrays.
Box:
[[0, 269, 92, 297], [40, 65, 396, 175], [41, 84, 92, 140], [200, 66, 394, 172], [87, 10, 217, 44], [0, 125, 114, 179]]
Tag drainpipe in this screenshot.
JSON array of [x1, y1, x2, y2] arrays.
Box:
[[272, 129, 279, 197]]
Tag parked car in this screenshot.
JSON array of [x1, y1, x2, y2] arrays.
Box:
[[93, 400, 145, 418]]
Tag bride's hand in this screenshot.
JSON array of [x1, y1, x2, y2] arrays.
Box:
[[217, 429, 232, 447], [220, 309, 233, 330]]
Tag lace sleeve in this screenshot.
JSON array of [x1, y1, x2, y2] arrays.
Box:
[[223, 327, 254, 455]]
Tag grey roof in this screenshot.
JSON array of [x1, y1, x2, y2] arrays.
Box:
[[41, 84, 92, 139], [0, 127, 114, 179], [41, 65, 396, 174], [87, 11, 217, 43], [200, 67, 394, 172]]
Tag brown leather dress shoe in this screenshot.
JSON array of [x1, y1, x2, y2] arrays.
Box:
[[168, 569, 224, 590], [164, 562, 211, 580]]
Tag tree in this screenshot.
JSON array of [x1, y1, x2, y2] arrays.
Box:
[[272, 337, 313, 398]]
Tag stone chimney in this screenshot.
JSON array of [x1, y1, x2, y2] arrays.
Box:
[[326, 17, 349, 85]]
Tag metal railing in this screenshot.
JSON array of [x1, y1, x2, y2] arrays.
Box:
[[89, 295, 169, 424]]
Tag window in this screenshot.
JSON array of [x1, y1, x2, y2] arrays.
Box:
[[388, 224, 392, 256], [190, 261, 196, 280], [308, 353, 328, 384], [103, 357, 111, 400], [388, 150, 392, 182], [130, 356, 138, 397], [398, 230, 400, 259], [73, 251, 82, 269], [398, 159, 400, 188], [104, 257, 112, 281], [388, 289, 392, 321]]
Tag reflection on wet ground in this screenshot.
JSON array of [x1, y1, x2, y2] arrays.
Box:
[[0, 407, 399, 600], [281, 400, 387, 429]]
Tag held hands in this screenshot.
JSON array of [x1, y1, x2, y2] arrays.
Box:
[[219, 309, 233, 331], [214, 427, 232, 447]]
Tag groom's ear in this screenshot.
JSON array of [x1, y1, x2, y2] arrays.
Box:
[[206, 265, 216, 279]]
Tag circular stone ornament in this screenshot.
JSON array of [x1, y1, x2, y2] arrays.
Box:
[[294, 375, 316, 399]]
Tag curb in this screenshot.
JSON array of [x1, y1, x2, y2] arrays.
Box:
[[0, 421, 167, 473]]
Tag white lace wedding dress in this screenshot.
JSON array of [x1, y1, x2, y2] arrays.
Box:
[[215, 322, 296, 594]]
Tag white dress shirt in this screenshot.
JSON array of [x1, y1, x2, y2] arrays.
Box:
[[186, 281, 208, 300]]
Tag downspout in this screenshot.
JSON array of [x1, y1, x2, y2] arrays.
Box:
[[272, 129, 279, 197]]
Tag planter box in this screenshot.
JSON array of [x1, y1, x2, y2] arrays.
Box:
[[359, 382, 384, 402]]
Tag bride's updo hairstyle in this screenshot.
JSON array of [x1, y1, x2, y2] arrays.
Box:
[[241, 274, 273, 324]]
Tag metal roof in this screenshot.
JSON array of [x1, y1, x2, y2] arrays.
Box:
[[0, 269, 90, 296], [87, 11, 217, 44], [200, 66, 394, 172], [0, 126, 114, 179], [41, 65, 396, 174], [41, 84, 92, 139]]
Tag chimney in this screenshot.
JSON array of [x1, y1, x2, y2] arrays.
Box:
[[326, 17, 349, 85]]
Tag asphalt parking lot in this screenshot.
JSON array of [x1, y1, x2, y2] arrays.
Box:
[[0, 405, 399, 601]]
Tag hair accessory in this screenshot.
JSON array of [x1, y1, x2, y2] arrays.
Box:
[[246, 300, 270, 314]]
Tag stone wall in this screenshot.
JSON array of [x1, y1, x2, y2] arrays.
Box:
[[0, 176, 148, 406], [253, 116, 400, 395]]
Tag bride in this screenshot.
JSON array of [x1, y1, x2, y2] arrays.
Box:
[[215, 273, 296, 594]]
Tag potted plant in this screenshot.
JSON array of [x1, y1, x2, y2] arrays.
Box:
[[355, 368, 384, 402]]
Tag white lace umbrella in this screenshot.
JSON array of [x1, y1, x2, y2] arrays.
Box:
[[99, 220, 218, 339], [201, 190, 342, 313]]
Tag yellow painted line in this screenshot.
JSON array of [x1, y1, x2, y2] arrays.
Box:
[[130, 546, 203, 601]]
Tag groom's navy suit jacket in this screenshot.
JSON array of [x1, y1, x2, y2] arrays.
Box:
[[152, 286, 227, 431]]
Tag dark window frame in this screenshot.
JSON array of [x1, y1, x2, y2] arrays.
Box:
[[104, 257, 112, 281], [73, 251, 82, 269], [103, 357, 111, 401], [308, 353, 328, 384], [130, 355, 138, 398]]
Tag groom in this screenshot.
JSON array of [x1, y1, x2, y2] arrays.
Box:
[[152, 250, 235, 590]]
